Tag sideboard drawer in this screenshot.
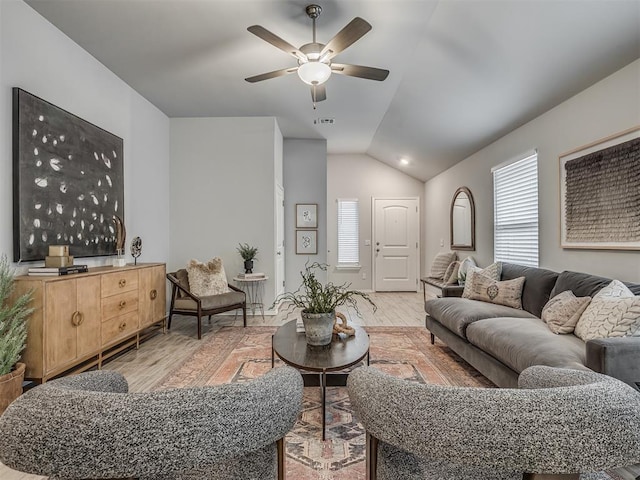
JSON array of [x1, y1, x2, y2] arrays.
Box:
[[101, 290, 139, 321], [102, 270, 138, 297], [102, 311, 138, 345]]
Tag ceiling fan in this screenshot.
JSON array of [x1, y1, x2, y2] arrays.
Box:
[[245, 4, 389, 108]]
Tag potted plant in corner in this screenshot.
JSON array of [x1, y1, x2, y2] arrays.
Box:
[[237, 243, 258, 274], [275, 262, 376, 346], [0, 254, 33, 415]]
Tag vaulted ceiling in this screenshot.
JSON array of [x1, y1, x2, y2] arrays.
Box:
[[26, 0, 640, 181]]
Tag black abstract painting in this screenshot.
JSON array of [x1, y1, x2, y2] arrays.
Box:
[[13, 88, 124, 262]]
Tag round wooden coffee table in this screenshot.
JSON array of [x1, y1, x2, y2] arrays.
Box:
[[271, 319, 370, 440]]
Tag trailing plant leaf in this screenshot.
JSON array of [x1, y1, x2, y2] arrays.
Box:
[[273, 262, 376, 318], [0, 255, 33, 376]]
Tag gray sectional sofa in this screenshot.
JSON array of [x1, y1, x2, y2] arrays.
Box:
[[425, 263, 640, 390]]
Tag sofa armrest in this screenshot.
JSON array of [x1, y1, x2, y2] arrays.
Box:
[[441, 285, 463, 297], [586, 337, 640, 390]]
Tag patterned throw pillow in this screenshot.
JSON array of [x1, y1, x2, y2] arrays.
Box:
[[574, 280, 640, 341], [186, 257, 230, 297], [429, 252, 457, 279], [462, 262, 502, 298], [443, 261, 461, 285], [542, 290, 592, 335], [465, 274, 525, 309]]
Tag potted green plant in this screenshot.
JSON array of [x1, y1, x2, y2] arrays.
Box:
[[275, 262, 376, 346], [237, 243, 258, 274], [0, 254, 33, 415]]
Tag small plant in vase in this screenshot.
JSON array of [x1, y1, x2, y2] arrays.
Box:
[[237, 243, 258, 274], [274, 262, 376, 346], [0, 254, 33, 414]]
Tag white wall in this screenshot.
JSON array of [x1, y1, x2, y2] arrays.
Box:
[[283, 139, 327, 288], [169, 117, 282, 307], [0, 0, 170, 268], [424, 59, 640, 281], [327, 154, 425, 290]]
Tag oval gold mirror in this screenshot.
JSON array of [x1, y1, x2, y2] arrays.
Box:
[[450, 187, 475, 251]]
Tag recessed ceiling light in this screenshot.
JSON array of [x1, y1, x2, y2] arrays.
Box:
[[400, 158, 409, 166]]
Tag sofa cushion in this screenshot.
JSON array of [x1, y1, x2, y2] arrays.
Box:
[[551, 270, 640, 299], [425, 297, 536, 340], [501, 263, 559, 318], [174, 291, 245, 311], [466, 275, 525, 309], [541, 290, 591, 335], [574, 280, 640, 341], [466, 317, 587, 373]]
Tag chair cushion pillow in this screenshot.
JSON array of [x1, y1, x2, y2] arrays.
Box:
[[186, 257, 230, 297], [542, 290, 591, 335], [465, 274, 525, 309], [174, 291, 245, 311], [574, 280, 640, 341], [429, 252, 456, 279]]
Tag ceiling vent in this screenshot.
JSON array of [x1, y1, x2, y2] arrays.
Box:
[[314, 118, 335, 125]]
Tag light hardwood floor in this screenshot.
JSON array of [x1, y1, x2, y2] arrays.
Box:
[[1, 291, 638, 479]]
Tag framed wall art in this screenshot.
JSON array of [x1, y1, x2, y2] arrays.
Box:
[[296, 203, 317, 228], [13, 88, 125, 261], [296, 230, 317, 255], [559, 126, 640, 250]]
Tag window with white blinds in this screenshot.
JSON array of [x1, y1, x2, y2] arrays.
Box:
[[337, 199, 359, 266], [493, 152, 539, 267]]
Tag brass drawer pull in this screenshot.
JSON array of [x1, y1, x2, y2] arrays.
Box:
[[118, 279, 127, 288], [71, 311, 81, 327], [119, 300, 127, 309], [119, 322, 127, 331], [150, 289, 158, 300]]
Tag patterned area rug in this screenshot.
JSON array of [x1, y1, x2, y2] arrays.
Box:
[[153, 326, 620, 480]]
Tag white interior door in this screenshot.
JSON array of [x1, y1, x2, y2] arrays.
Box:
[[373, 198, 419, 291], [275, 184, 285, 298]]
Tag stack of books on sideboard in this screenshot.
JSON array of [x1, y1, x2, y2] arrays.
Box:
[[28, 245, 88, 276]]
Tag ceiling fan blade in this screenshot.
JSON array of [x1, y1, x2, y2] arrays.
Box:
[[247, 25, 306, 61], [331, 63, 389, 81], [245, 67, 298, 83], [311, 85, 327, 103], [320, 17, 372, 59]]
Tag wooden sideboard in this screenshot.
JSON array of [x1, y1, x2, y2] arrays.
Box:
[[12, 263, 166, 383]]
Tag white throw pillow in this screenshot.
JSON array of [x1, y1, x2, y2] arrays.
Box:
[[466, 274, 525, 309], [429, 252, 456, 279], [574, 280, 640, 341], [462, 262, 502, 298], [542, 290, 591, 335], [186, 257, 230, 297]]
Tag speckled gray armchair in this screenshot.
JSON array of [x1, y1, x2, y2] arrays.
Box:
[[348, 366, 640, 480], [0, 366, 303, 480]]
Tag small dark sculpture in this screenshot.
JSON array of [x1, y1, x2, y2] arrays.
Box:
[[130, 237, 142, 265]]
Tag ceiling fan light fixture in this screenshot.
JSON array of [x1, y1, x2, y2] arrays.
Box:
[[297, 61, 331, 85]]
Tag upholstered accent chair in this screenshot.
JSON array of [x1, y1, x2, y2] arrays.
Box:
[[167, 269, 247, 339], [348, 366, 640, 480], [0, 366, 303, 480]]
